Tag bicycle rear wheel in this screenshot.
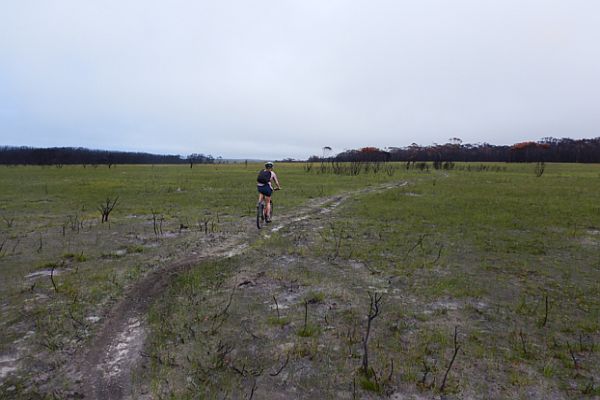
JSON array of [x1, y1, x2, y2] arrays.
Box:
[[256, 202, 265, 229]]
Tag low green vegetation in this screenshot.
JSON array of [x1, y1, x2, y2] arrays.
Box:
[[0, 162, 400, 397], [1, 162, 599, 398], [139, 162, 599, 398]]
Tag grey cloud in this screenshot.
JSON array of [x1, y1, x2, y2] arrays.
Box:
[[1, 0, 599, 158]]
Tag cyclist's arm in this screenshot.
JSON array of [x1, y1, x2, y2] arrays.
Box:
[[271, 172, 281, 189]]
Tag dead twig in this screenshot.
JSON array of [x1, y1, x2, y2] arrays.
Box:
[[519, 329, 527, 356], [440, 326, 461, 393], [37, 233, 43, 253], [362, 291, 383, 374], [213, 286, 236, 320], [50, 263, 60, 293], [98, 196, 119, 224], [215, 340, 234, 369], [2, 216, 15, 228], [273, 295, 280, 319], [210, 286, 236, 333], [542, 293, 549, 327], [303, 300, 309, 333], [231, 364, 247, 376], [242, 321, 260, 340], [326, 222, 346, 261], [433, 244, 444, 264], [151, 209, 164, 236], [229, 363, 263, 383], [248, 379, 257, 400], [68, 308, 86, 328], [0, 237, 7, 258], [405, 233, 429, 259], [140, 351, 179, 367], [269, 353, 290, 376], [567, 341, 580, 370]]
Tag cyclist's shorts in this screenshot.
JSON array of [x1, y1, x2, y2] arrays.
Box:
[[258, 184, 273, 197]]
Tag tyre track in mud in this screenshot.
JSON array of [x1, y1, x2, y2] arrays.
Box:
[[73, 180, 408, 399]]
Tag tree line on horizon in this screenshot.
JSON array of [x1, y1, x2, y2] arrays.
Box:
[[0, 146, 218, 166], [308, 137, 600, 164], [2, 137, 599, 166]]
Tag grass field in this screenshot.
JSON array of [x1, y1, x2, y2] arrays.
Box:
[[1, 162, 599, 399]]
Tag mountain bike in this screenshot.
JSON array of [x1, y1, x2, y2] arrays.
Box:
[[256, 188, 279, 229]]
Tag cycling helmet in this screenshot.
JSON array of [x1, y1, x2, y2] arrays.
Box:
[[265, 162, 274, 168]]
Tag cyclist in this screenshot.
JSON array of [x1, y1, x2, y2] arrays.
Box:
[[257, 162, 281, 223]]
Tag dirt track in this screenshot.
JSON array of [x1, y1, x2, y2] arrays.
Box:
[[71, 181, 408, 399]]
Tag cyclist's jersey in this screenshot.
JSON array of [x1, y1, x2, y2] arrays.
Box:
[[257, 170, 279, 188]]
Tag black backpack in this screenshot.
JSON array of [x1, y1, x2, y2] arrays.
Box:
[[257, 170, 272, 184]]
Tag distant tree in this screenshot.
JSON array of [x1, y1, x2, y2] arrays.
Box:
[[187, 153, 206, 168], [510, 142, 549, 162], [327, 138, 600, 164], [0, 147, 210, 165]]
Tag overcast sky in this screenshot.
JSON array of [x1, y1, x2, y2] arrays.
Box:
[[1, 1, 599, 159]]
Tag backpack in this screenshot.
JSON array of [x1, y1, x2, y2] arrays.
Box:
[[257, 169, 272, 184]]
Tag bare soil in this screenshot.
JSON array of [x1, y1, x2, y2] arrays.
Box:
[[67, 181, 408, 399]]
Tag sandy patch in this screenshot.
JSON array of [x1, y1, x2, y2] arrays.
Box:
[[100, 318, 146, 379]]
